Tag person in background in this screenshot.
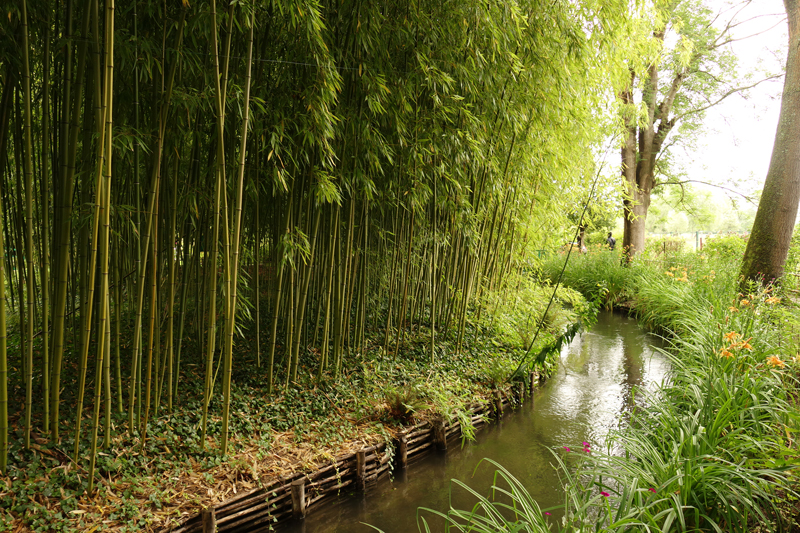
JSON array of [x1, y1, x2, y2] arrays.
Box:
[[606, 232, 616, 251]]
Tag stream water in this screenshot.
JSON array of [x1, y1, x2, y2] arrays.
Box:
[[277, 311, 669, 533]]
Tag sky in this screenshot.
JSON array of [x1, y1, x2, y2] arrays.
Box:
[[686, 0, 788, 202]]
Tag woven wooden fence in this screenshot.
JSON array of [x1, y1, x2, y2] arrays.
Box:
[[168, 375, 537, 532]]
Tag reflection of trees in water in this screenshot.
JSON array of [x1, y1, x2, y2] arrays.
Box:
[[620, 337, 644, 412]]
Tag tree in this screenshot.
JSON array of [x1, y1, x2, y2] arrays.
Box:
[[619, 0, 780, 258], [740, 0, 800, 284]]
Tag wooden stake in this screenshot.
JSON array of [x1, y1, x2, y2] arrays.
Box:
[[493, 389, 503, 419], [202, 507, 216, 532], [397, 431, 408, 469], [433, 419, 447, 451], [356, 449, 367, 490], [291, 478, 307, 519]]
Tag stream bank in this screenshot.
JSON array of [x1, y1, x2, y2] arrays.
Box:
[[167, 311, 664, 533], [276, 311, 667, 533]]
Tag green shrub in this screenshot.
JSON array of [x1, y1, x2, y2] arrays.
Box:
[[785, 223, 800, 290], [480, 273, 589, 351], [642, 235, 686, 257], [540, 245, 633, 307], [702, 233, 748, 262]]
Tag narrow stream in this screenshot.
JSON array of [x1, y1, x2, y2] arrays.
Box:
[[278, 311, 669, 533]]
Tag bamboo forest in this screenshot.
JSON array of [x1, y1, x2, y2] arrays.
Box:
[[2, 0, 800, 531]]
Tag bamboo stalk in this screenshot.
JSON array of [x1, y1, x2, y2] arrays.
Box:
[[221, 6, 255, 454], [20, 0, 36, 451], [88, 0, 114, 487], [0, 61, 11, 473], [41, 3, 52, 434], [72, 0, 111, 461], [202, 0, 227, 448]]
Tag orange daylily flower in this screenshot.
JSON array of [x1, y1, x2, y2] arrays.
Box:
[[738, 341, 752, 351], [766, 356, 785, 368], [720, 348, 734, 358], [723, 331, 740, 342], [740, 299, 750, 307], [765, 297, 781, 305], [728, 306, 738, 313]]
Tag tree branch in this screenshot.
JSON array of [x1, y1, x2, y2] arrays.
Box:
[[656, 70, 685, 123], [711, 19, 788, 50], [710, 0, 754, 40], [674, 74, 784, 122], [656, 179, 757, 204]]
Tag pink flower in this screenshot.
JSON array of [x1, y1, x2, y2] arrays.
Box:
[[562, 446, 571, 452], [648, 488, 656, 493], [544, 512, 551, 516], [582, 447, 591, 454], [582, 442, 590, 447], [600, 491, 610, 497]]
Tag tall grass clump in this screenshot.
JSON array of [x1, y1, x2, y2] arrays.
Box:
[[539, 245, 633, 307], [405, 244, 800, 532]]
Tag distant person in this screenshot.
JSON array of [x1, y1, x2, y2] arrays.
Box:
[[606, 232, 616, 251]]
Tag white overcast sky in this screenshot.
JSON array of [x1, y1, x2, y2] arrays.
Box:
[[687, 0, 788, 200]]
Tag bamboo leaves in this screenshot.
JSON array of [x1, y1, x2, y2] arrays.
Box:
[[0, 0, 634, 483]]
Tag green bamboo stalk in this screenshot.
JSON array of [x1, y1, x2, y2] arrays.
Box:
[[72, 0, 110, 462], [173, 228, 191, 402], [221, 6, 255, 455], [41, 3, 52, 434], [166, 152, 179, 413], [0, 63, 11, 474], [50, 3, 92, 442], [88, 0, 114, 485], [267, 202, 291, 394], [20, 0, 36, 451], [430, 177, 437, 362], [141, 182, 159, 439], [317, 207, 337, 380], [132, 0, 142, 430], [254, 181, 261, 368], [113, 242, 122, 413], [202, 0, 227, 448]]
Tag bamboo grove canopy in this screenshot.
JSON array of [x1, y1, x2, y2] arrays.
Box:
[[0, 0, 635, 481]]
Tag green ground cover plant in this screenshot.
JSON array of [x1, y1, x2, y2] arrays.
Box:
[[417, 240, 800, 532], [0, 286, 588, 532]]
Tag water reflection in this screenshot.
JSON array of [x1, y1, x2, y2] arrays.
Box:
[[275, 312, 668, 533]]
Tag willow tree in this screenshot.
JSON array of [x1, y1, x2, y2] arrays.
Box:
[[618, 0, 779, 258]]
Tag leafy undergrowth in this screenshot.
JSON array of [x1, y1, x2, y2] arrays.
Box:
[[517, 242, 800, 532], [0, 292, 587, 532]]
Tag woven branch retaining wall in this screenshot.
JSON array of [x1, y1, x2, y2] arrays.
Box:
[[168, 374, 538, 533]]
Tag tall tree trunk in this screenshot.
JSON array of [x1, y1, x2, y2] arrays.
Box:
[[740, 0, 800, 284]]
